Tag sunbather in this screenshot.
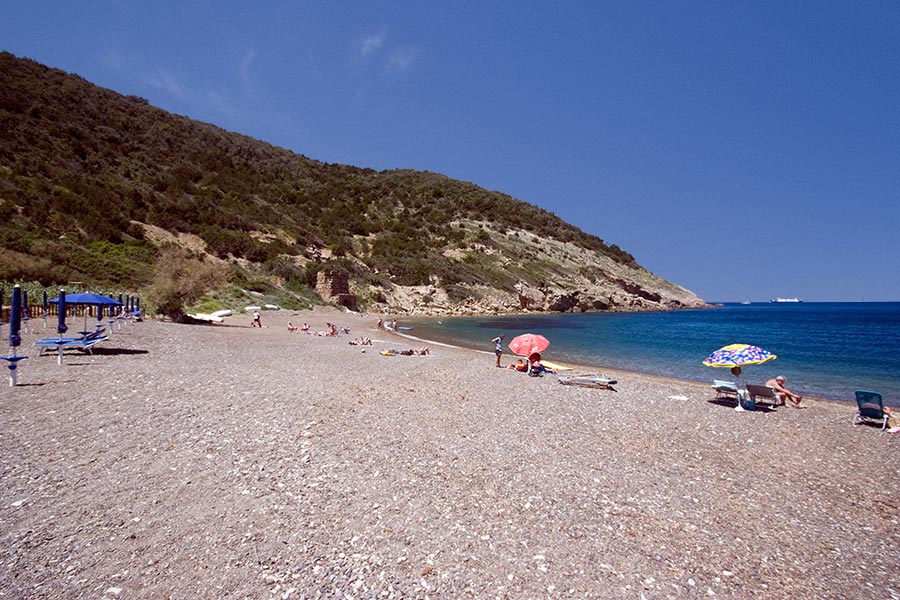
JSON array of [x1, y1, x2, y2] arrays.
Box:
[[287, 322, 298, 332], [765, 375, 803, 407]]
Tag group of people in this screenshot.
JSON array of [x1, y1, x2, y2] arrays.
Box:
[[491, 334, 555, 377]]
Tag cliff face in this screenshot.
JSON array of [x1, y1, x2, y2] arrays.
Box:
[[369, 228, 706, 315], [0, 52, 708, 314]]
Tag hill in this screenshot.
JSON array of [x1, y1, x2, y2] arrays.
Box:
[[0, 52, 707, 315]]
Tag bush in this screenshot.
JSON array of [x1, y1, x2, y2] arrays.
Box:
[[144, 246, 228, 317]]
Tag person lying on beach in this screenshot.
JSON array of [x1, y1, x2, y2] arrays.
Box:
[[383, 347, 431, 356], [765, 375, 803, 407], [507, 359, 528, 372], [287, 322, 298, 333], [348, 337, 372, 346]]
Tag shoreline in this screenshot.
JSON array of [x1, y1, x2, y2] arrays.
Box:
[[1, 307, 897, 598], [389, 317, 850, 409]]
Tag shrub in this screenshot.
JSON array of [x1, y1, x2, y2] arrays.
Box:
[[144, 246, 228, 317]]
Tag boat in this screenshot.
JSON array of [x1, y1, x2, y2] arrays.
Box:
[[771, 297, 802, 303]]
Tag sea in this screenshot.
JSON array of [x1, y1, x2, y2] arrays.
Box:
[[399, 302, 900, 407]]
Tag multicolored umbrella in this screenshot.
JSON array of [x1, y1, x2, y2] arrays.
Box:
[[508, 333, 550, 357], [703, 343, 777, 367]]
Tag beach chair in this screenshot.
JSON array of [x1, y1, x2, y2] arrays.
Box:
[[852, 390, 890, 431], [746, 384, 780, 409], [712, 380, 739, 399], [34, 335, 108, 355]]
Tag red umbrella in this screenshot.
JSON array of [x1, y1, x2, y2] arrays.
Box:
[[508, 333, 550, 356]]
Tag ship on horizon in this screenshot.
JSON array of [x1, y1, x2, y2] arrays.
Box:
[[771, 297, 802, 303]]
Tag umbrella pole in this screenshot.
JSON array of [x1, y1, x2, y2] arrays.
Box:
[[57, 345, 64, 366]]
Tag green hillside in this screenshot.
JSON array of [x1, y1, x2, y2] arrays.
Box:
[[0, 52, 706, 315]]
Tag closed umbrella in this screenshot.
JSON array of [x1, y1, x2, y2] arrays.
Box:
[[55, 289, 68, 365], [9, 285, 21, 349], [56, 289, 68, 336], [2, 285, 28, 385], [42, 289, 49, 327]]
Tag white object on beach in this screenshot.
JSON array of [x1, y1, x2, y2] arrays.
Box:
[[244, 306, 262, 312], [211, 309, 232, 318], [264, 304, 280, 310], [188, 313, 224, 323]]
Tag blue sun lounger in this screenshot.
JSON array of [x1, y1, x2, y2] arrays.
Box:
[[33, 335, 108, 355], [853, 390, 891, 431]]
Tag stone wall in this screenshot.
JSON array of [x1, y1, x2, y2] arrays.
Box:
[[316, 271, 357, 310]]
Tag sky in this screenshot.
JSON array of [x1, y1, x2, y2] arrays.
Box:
[[2, 1, 899, 302]]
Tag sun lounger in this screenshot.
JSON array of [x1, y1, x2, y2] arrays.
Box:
[[746, 384, 781, 408], [34, 335, 108, 355], [712, 380, 739, 399], [853, 390, 890, 431], [558, 374, 617, 390]]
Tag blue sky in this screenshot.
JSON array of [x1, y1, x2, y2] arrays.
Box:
[[3, 1, 899, 301]]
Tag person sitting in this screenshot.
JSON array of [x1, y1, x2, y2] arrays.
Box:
[[300, 322, 309, 332], [287, 322, 298, 333], [527, 354, 555, 377], [325, 322, 338, 336], [765, 375, 803, 407]]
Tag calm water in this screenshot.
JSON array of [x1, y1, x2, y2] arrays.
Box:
[[401, 303, 900, 406]]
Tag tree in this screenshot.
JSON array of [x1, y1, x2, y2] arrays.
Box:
[[145, 246, 227, 318]]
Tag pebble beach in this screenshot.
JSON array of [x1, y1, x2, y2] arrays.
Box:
[[1, 308, 898, 599]]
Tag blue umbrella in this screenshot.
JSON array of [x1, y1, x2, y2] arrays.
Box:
[[1, 285, 27, 385], [9, 285, 21, 348], [57, 289, 68, 336], [50, 293, 121, 333]]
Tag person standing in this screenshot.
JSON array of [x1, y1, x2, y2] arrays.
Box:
[[491, 334, 505, 367]]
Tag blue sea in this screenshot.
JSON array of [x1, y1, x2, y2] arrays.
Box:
[[401, 302, 900, 406]]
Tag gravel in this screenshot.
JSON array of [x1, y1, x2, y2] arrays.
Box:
[[1, 309, 898, 599]]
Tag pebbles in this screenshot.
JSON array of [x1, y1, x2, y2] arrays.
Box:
[[0, 308, 897, 598]]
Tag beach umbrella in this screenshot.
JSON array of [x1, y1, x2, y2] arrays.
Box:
[[9, 285, 22, 349], [42, 289, 49, 327], [508, 333, 551, 357], [50, 292, 121, 334], [56, 289, 68, 336], [2, 285, 28, 385], [21, 290, 29, 333], [703, 343, 776, 411], [702, 343, 777, 368]]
